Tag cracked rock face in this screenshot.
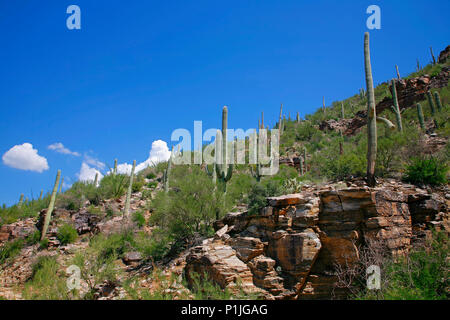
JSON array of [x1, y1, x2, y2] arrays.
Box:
[[184, 182, 448, 299]]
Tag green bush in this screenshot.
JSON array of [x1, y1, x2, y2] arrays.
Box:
[[56, 224, 78, 245], [132, 211, 146, 228], [404, 157, 448, 185], [0, 239, 24, 265], [146, 172, 156, 180], [23, 255, 70, 300], [247, 180, 284, 215], [98, 174, 128, 200]]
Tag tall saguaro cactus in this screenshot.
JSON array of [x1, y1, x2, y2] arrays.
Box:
[[18, 194, 24, 208], [124, 160, 136, 216], [395, 65, 401, 80], [93, 173, 99, 187], [390, 79, 403, 132], [434, 92, 443, 112], [426, 91, 436, 115], [278, 103, 283, 140], [41, 170, 61, 241], [430, 47, 436, 65], [39, 190, 43, 201], [416, 103, 425, 130], [215, 106, 233, 193], [163, 147, 174, 193], [364, 32, 377, 187]]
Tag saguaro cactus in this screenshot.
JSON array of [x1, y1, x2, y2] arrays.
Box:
[[433, 92, 443, 112], [416, 59, 421, 72], [163, 147, 174, 193], [215, 106, 233, 193], [18, 194, 24, 208], [124, 160, 136, 216], [341, 102, 345, 119], [39, 190, 43, 201], [41, 170, 61, 241], [278, 103, 283, 140], [426, 91, 436, 115], [59, 177, 64, 194], [390, 79, 403, 132], [93, 173, 99, 187], [261, 111, 264, 129], [296, 112, 300, 123], [113, 159, 118, 176], [395, 65, 401, 80], [364, 32, 377, 187], [303, 147, 307, 173], [416, 103, 425, 130], [322, 96, 326, 114], [430, 47, 436, 65]]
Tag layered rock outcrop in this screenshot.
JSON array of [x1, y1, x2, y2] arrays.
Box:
[[184, 181, 448, 299]]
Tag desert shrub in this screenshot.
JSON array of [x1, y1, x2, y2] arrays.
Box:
[[56, 224, 78, 245], [98, 174, 128, 199], [132, 175, 145, 193], [26, 231, 41, 245], [146, 172, 156, 180], [23, 255, 70, 300], [147, 181, 158, 189], [149, 166, 219, 257], [404, 157, 448, 185], [247, 180, 284, 215], [226, 173, 254, 205], [134, 229, 171, 261], [0, 239, 24, 265], [0, 196, 49, 226], [353, 230, 449, 300], [132, 210, 146, 228], [60, 181, 100, 209]]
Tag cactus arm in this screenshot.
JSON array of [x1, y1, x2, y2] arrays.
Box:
[[391, 79, 403, 132], [41, 170, 61, 241], [364, 32, 377, 187], [376, 117, 396, 130]]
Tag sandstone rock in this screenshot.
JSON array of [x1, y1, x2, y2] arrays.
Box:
[[227, 237, 264, 262], [123, 252, 143, 265]]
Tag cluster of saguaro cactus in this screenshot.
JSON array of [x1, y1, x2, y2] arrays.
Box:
[[390, 79, 403, 132], [416, 103, 425, 130], [41, 170, 61, 241], [163, 147, 174, 193], [123, 160, 136, 216], [364, 32, 377, 187]]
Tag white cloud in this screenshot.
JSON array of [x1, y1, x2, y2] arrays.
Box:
[[2, 143, 49, 173], [47, 142, 80, 156], [77, 162, 103, 185], [115, 140, 172, 175], [84, 154, 105, 170]]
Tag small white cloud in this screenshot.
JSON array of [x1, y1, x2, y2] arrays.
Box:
[[84, 154, 105, 170], [48, 142, 80, 156], [114, 140, 172, 174], [2, 143, 49, 173], [77, 162, 103, 185]]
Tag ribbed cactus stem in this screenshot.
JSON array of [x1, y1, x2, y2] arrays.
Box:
[[390, 79, 403, 132], [261, 111, 264, 129], [59, 177, 64, 194], [416, 59, 421, 72], [416, 103, 425, 130], [113, 159, 118, 176], [18, 194, 24, 207], [299, 156, 304, 175], [322, 96, 326, 114], [164, 147, 174, 193], [341, 102, 345, 119], [124, 160, 136, 216], [41, 170, 61, 241], [395, 65, 401, 80], [303, 147, 307, 173], [39, 190, 43, 201], [93, 173, 99, 187], [426, 91, 436, 115], [296, 112, 300, 123], [364, 32, 377, 187], [278, 103, 283, 140], [430, 47, 436, 65], [433, 92, 443, 112]]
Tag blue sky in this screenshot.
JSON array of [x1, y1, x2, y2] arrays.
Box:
[[0, 1, 449, 205]]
